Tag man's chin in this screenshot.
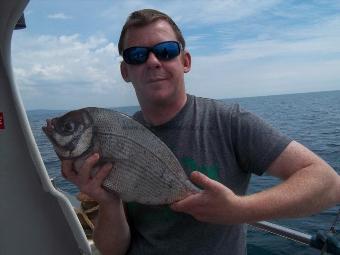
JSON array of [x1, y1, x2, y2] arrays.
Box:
[[145, 90, 177, 106], [135, 83, 185, 107]]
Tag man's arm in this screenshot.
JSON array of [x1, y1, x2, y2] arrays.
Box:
[[93, 200, 130, 255], [239, 140, 339, 221], [61, 154, 130, 255], [171, 141, 340, 224]]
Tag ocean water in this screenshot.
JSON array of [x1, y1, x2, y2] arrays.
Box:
[[27, 90, 340, 254]]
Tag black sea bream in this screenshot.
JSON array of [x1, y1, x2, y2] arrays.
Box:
[[42, 107, 199, 204]]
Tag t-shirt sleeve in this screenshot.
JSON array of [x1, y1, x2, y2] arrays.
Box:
[[230, 104, 292, 175]]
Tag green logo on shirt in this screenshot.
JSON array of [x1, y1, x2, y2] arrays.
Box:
[[181, 157, 220, 181]]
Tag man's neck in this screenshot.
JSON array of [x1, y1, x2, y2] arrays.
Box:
[[140, 94, 187, 126]]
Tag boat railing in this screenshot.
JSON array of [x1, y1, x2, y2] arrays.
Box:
[[249, 219, 340, 254], [52, 179, 340, 254]]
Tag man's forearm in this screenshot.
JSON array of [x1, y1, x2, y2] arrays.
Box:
[[93, 201, 130, 255], [240, 163, 340, 223], [170, 142, 339, 225]]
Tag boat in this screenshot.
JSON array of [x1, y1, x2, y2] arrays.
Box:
[[0, 0, 339, 254], [0, 1, 91, 254]]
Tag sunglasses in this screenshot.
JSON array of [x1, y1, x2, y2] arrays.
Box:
[[122, 41, 182, 65]]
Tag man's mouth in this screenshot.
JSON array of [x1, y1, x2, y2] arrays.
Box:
[[148, 77, 167, 83]]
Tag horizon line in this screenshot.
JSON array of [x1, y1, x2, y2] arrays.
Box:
[[25, 89, 340, 112]]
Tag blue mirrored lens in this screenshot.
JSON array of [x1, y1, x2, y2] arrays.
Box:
[[153, 41, 180, 60], [123, 41, 181, 65], [123, 47, 148, 65]]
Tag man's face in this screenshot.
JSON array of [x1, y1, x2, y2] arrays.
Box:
[[120, 20, 191, 106]]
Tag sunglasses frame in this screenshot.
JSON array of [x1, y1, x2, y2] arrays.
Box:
[[122, 41, 182, 65]]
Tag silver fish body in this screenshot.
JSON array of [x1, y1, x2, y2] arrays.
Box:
[[42, 107, 199, 204]]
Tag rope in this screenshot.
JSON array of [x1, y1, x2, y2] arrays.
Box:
[[329, 209, 340, 234], [320, 208, 340, 255]]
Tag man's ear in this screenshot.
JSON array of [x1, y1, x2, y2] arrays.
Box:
[[182, 50, 191, 73], [120, 61, 130, 82]]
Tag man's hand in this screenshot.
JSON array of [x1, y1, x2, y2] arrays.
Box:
[[61, 153, 119, 205], [170, 171, 245, 225], [62, 154, 130, 255]]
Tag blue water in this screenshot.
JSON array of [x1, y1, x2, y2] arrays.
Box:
[[27, 90, 340, 254]]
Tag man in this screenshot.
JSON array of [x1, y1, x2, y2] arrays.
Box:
[[62, 9, 340, 255]]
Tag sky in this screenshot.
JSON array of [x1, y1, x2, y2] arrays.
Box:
[[11, 0, 340, 110]]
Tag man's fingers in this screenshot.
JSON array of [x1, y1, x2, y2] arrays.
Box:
[[92, 163, 113, 186], [171, 172, 221, 212], [61, 159, 73, 169], [78, 153, 100, 182], [61, 160, 77, 180], [171, 193, 201, 212], [190, 171, 220, 192], [61, 153, 100, 185]]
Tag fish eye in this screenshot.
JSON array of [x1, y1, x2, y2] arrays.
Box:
[[62, 121, 75, 133]]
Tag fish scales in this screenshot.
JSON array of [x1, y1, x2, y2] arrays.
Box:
[[87, 107, 198, 204], [105, 157, 187, 203], [89, 108, 191, 179], [42, 107, 200, 204], [93, 121, 191, 202]]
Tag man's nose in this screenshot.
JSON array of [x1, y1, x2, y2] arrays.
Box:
[[146, 51, 161, 68]]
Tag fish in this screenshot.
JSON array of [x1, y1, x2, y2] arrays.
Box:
[[42, 107, 200, 205]]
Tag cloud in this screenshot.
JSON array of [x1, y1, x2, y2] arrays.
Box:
[[11, 33, 136, 110], [10, 1, 340, 109], [187, 53, 340, 100], [172, 0, 282, 25], [185, 15, 340, 98], [99, 0, 283, 40], [225, 14, 340, 59], [47, 13, 72, 20], [101, 0, 282, 25]]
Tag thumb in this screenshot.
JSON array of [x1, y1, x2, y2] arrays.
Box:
[[190, 171, 221, 192]]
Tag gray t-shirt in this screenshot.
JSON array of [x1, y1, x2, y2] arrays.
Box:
[[126, 94, 292, 255]]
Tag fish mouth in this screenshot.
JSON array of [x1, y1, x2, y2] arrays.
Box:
[[42, 119, 55, 136]]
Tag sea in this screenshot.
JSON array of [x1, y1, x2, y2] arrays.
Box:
[[27, 90, 340, 255]]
